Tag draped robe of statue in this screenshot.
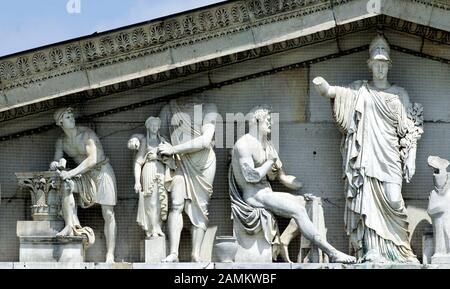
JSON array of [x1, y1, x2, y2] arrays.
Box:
[[332, 80, 423, 262], [135, 136, 171, 232], [67, 127, 117, 209], [161, 100, 216, 231]]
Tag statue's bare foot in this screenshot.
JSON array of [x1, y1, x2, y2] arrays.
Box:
[[105, 253, 115, 264], [191, 254, 201, 262], [145, 231, 152, 239], [152, 227, 165, 237], [162, 253, 179, 263], [330, 250, 356, 264], [56, 225, 74, 237], [279, 244, 293, 263]]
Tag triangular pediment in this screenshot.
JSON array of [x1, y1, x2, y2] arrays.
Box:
[[0, 0, 449, 125]]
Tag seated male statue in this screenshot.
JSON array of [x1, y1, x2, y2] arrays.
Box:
[[229, 106, 356, 264]]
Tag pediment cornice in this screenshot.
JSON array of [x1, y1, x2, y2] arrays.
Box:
[[0, 0, 449, 115]]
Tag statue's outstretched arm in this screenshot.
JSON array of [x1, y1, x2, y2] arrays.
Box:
[[277, 170, 303, 190], [312, 76, 336, 99]]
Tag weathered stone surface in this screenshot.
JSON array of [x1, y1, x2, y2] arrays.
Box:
[[132, 262, 213, 269], [141, 237, 166, 263], [16, 220, 86, 264], [18, 236, 86, 263], [265, 40, 339, 74], [0, 199, 26, 262], [250, 6, 335, 45], [422, 40, 450, 61], [94, 263, 133, 269], [431, 255, 450, 264], [338, 30, 377, 51], [215, 263, 291, 269], [17, 221, 63, 237], [429, 4, 450, 32], [13, 262, 93, 269], [4, 261, 450, 269], [384, 30, 423, 52], [333, 0, 379, 25], [1, 0, 449, 116], [381, 0, 434, 27], [0, 263, 13, 269]]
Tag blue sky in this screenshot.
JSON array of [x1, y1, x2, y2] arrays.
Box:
[[0, 0, 225, 57]]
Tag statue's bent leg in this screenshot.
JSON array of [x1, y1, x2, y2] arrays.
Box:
[[278, 219, 299, 263], [101, 205, 116, 263], [163, 175, 185, 262], [57, 180, 80, 237], [263, 191, 356, 263]]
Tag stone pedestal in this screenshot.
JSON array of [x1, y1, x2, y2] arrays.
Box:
[[140, 236, 166, 263], [431, 254, 450, 264], [17, 221, 86, 262], [233, 219, 272, 263]]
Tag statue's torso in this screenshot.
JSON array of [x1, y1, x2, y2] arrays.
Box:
[[428, 188, 450, 217], [61, 127, 105, 165], [349, 82, 407, 184], [232, 135, 272, 200]]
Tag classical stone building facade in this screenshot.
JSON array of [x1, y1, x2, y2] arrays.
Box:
[[1, 0, 450, 267]]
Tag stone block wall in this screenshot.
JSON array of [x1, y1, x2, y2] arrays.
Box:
[[1, 33, 449, 262]]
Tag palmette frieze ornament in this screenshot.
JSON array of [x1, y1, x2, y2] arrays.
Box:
[[0, 0, 377, 89]]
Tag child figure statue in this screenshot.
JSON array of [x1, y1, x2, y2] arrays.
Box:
[[128, 116, 174, 238]]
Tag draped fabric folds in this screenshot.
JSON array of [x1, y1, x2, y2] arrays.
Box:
[[136, 145, 170, 232], [74, 159, 117, 208], [162, 100, 216, 231], [229, 166, 279, 245], [333, 80, 421, 262]]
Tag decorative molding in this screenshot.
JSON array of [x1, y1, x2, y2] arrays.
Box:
[[0, 0, 256, 89], [0, 45, 369, 142], [1, 39, 449, 142], [1, 14, 450, 124], [15, 171, 62, 221], [0, 0, 450, 122], [411, 0, 450, 11], [0, 0, 449, 107]]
